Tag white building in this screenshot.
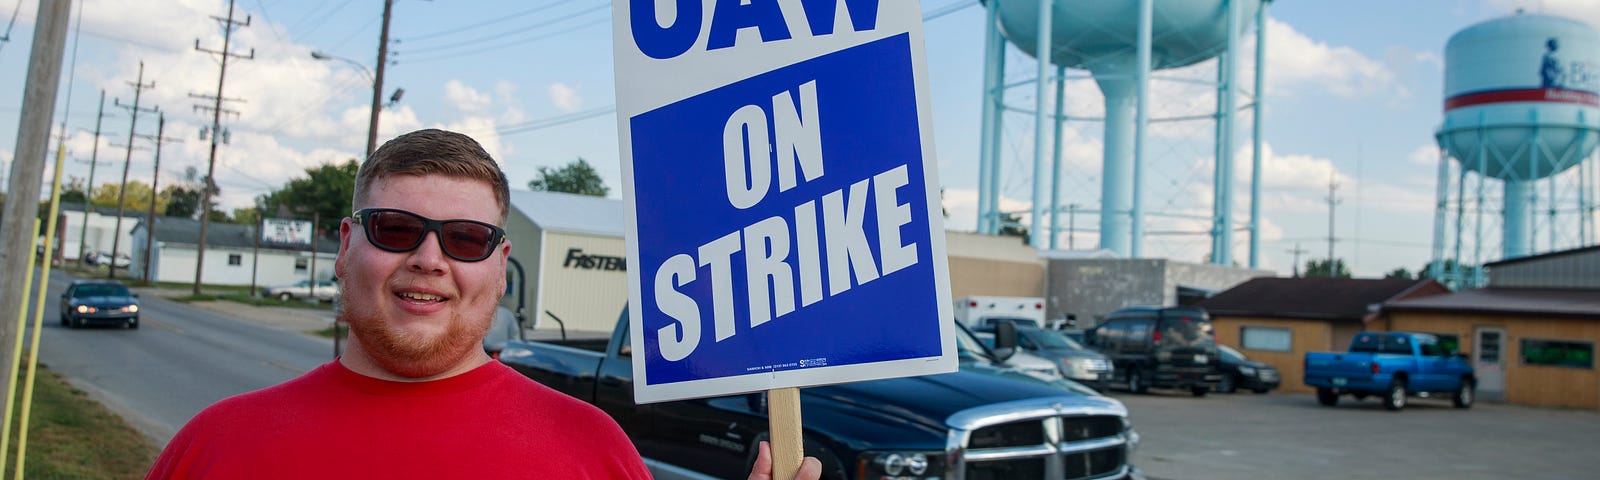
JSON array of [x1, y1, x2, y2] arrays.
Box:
[[48, 203, 141, 262], [504, 190, 628, 334], [131, 216, 337, 288]]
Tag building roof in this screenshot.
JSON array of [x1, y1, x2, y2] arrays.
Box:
[[1484, 245, 1600, 268], [1195, 277, 1448, 322], [140, 216, 339, 253], [508, 190, 624, 237], [1383, 287, 1600, 318]]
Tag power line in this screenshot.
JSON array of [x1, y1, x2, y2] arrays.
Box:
[[404, 15, 608, 64], [923, 0, 975, 21], [402, 3, 608, 55], [404, 0, 568, 41], [494, 105, 617, 137]]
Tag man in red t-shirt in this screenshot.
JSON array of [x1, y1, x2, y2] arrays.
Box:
[[147, 129, 819, 479]]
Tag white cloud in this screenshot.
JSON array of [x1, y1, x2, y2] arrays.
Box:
[[445, 81, 493, 114], [1407, 144, 1441, 167], [548, 83, 583, 112], [495, 81, 528, 124], [1254, 18, 1402, 99]]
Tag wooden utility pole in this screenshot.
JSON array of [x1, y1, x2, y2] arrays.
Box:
[[368, 0, 394, 156], [109, 62, 157, 279], [191, 0, 253, 295], [136, 114, 182, 283], [77, 90, 109, 267], [0, 0, 74, 471]]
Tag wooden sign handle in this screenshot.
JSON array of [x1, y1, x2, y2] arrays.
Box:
[[768, 387, 803, 479]]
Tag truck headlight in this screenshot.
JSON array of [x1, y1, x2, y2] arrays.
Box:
[[859, 451, 943, 479]]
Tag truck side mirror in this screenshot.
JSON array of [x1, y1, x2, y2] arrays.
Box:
[[993, 321, 1018, 362]]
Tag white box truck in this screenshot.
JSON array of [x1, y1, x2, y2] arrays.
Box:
[[955, 296, 1048, 329]]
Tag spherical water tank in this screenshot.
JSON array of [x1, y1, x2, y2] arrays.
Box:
[[993, 0, 1261, 71], [1437, 13, 1600, 180]]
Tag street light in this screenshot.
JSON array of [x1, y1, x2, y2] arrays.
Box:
[[310, 49, 400, 157]]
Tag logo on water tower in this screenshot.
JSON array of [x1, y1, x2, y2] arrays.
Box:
[[1541, 37, 1564, 88]]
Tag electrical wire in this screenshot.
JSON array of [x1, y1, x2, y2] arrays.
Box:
[[403, 3, 609, 55], [0, 0, 20, 57], [403, 14, 609, 64], [404, 0, 570, 41], [923, 0, 976, 21], [467, 105, 617, 138]]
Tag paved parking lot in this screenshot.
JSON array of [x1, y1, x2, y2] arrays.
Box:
[[1114, 388, 1600, 480]]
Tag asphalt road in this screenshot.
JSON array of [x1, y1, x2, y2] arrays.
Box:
[[1116, 387, 1600, 480], [32, 269, 332, 445]]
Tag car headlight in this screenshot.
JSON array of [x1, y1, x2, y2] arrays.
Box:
[[1239, 366, 1256, 376], [124, 305, 139, 313], [75, 305, 89, 313], [859, 451, 943, 479]]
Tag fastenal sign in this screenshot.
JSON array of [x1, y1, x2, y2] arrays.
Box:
[[616, 0, 954, 403]]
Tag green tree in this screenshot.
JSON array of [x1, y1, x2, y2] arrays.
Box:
[[1385, 267, 1414, 279], [90, 181, 167, 214], [527, 158, 609, 197], [231, 207, 259, 226], [59, 176, 89, 205], [162, 185, 203, 218], [261, 159, 359, 228], [1305, 258, 1351, 278]]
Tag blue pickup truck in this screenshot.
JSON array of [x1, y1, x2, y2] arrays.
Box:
[[1304, 332, 1476, 411]]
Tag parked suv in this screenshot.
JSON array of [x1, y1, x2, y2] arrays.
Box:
[[1085, 306, 1223, 396]]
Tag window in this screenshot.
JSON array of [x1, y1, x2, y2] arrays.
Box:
[[295, 258, 308, 272], [1241, 327, 1292, 352], [1520, 339, 1594, 369], [1382, 335, 1414, 354], [228, 254, 242, 266]]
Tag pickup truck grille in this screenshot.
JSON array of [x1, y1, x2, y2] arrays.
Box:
[[947, 398, 1133, 480]]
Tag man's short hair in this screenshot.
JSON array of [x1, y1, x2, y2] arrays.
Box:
[[352, 129, 511, 223]]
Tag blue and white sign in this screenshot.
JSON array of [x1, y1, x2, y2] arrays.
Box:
[[616, 0, 955, 403]]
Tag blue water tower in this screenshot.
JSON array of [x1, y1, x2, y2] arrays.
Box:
[[1433, 12, 1600, 286]]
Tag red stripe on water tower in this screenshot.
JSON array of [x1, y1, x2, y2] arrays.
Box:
[[1445, 87, 1600, 111]]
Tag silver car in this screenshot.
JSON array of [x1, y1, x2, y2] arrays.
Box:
[[263, 280, 339, 302], [977, 324, 1115, 390]]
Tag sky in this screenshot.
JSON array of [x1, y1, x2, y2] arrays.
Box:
[[1, 0, 1598, 279]]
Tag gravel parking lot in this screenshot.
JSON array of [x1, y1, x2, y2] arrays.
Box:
[[1115, 388, 1600, 480]]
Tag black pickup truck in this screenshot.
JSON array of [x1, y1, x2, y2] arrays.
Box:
[[500, 314, 1144, 480]]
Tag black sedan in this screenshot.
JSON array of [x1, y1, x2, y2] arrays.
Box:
[[60, 280, 140, 329], [1216, 344, 1279, 393]]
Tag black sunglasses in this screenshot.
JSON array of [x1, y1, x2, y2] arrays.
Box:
[[352, 208, 507, 262]]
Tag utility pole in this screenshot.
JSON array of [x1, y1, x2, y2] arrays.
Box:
[[1287, 242, 1308, 278], [78, 90, 109, 267], [369, 0, 395, 156], [109, 62, 157, 280], [191, 0, 253, 295], [1325, 172, 1341, 278], [0, 0, 73, 472], [136, 113, 182, 284]]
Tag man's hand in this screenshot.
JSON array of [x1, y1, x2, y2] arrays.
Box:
[[748, 441, 823, 480]]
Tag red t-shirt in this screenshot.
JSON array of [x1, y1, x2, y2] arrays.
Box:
[[146, 361, 651, 479]]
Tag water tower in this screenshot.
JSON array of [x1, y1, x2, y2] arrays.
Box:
[[1432, 12, 1600, 287], [975, 0, 1268, 266]]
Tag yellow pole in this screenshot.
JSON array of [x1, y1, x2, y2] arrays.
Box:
[[14, 141, 72, 478], [0, 219, 41, 477]]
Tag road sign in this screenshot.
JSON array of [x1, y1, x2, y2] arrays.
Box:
[[617, 0, 955, 404]]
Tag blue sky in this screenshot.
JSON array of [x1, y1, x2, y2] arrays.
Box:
[[1, 0, 1596, 277]]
